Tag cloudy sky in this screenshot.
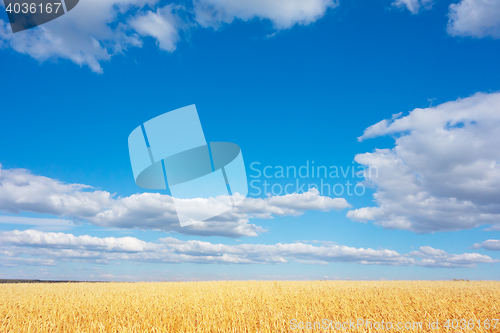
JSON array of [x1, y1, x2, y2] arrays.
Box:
[[1, 0, 500, 281]]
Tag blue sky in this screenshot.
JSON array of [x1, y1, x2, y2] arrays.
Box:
[[1, 0, 500, 281]]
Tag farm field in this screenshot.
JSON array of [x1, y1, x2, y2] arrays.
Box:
[[1, 281, 499, 332]]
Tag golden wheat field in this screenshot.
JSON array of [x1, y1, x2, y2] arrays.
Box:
[[0, 281, 499, 332]]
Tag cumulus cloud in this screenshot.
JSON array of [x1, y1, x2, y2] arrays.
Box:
[[348, 92, 500, 233], [0, 166, 113, 217], [193, 0, 338, 29], [0, 165, 350, 237], [410, 246, 497, 268], [473, 239, 500, 251], [0, 0, 335, 72], [0, 256, 55, 267], [128, 5, 183, 52], [392, 0, 433, 14], [485, 224, 500, 231], [0, 216, 74, 231], [0, 0, 180, 73], [447, 0, 500, 38], [0, 229, 161, 252], [0, 230, 495, 268], [159, 236, 413, 265]]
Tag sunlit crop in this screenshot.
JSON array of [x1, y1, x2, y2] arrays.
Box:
[[1, 281, 499, 332]]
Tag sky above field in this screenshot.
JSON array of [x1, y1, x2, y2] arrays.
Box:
[[1, 0, 500, 281]]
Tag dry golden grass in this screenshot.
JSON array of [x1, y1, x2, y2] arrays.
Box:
[[1, 281, 499, 332]]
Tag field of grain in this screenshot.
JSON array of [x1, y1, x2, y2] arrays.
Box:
[[1, 281, 499, 332]]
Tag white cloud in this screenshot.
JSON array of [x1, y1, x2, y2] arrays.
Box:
[[193, 0, 337, 29], [349, 92, 500, 233], [0, 0, 173, 73], [128, 5, 182, 52], [1, 229, 496, 268], [392, 0, 433, 14], [0, 165, 350, 237], [230, 189, 350, 217], [410, 246, 497, 268], [473, 239, 500, 251], [0, 229, 161, 252], [0, 215, 74, 231], [485, 224, 500, 231], [0, 256, 55, 266], [159, 236, 414, 265], [0, 0, 335, 72], [447, 0, 500, 38], [0, 166, 113, 217]]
